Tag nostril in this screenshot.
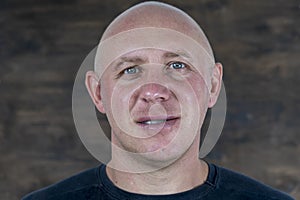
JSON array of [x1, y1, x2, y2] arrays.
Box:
[[154, 94, 167, 102], [142, 91, 170, 103], [137, 83, 171, 103]]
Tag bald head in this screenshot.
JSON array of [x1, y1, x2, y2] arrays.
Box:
[[101, 1, 214, 58]]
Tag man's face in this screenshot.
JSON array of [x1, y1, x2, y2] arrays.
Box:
[[99, 48, 211, 161]]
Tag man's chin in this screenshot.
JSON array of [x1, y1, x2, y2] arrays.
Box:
[[128, 143, 185, 162], [110, 140, 191, 173]]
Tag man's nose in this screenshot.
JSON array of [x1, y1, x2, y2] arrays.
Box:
[[138, 83, 171, 103]]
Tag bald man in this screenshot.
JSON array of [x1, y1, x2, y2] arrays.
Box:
[[23, 2, 294, 200]]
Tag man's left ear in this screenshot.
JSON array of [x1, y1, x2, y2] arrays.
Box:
[[208, 62, 223, 108]]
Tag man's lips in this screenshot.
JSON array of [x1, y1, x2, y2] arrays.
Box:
[[135, 116, 180, 125]]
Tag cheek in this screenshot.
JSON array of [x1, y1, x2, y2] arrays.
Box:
[[187, 74, 210, 107], [104, 81, 135, 121], [103, 85, 125, 111], [100, 79, 113, 110]]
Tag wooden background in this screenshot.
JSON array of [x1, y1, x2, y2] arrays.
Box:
[[0, 0, 299, 199]]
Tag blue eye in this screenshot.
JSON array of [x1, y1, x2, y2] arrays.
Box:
[[124, 66, 139, 74], [169, 62, 186, 69]]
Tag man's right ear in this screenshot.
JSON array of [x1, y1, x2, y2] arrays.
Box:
[[85, 71, 106, 113]]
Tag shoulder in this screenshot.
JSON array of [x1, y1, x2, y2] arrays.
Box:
[[211, 164, 294, 200], [22, 165, 102, 200]]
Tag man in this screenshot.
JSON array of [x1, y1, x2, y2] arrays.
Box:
[[23, 1, 294, 200]]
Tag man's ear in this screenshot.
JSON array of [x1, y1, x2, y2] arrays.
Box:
[[85, 71, 106, 113], [208, 62, 223, 108]]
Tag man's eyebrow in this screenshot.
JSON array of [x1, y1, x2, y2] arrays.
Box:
[[163, 51, 192, 60], [112, 56, 145, 71]]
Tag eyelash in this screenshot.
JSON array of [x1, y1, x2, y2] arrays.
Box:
[[167, 61, 187, 70], [115, 66, 139, 79]]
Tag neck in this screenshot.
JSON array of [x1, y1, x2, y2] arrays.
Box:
[[106, 140, 208, 195]]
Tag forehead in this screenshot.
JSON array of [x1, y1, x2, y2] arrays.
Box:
[[118, 49, 193, 62]]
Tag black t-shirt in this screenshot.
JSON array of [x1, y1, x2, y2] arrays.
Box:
[[22, 163, 294, 200]]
